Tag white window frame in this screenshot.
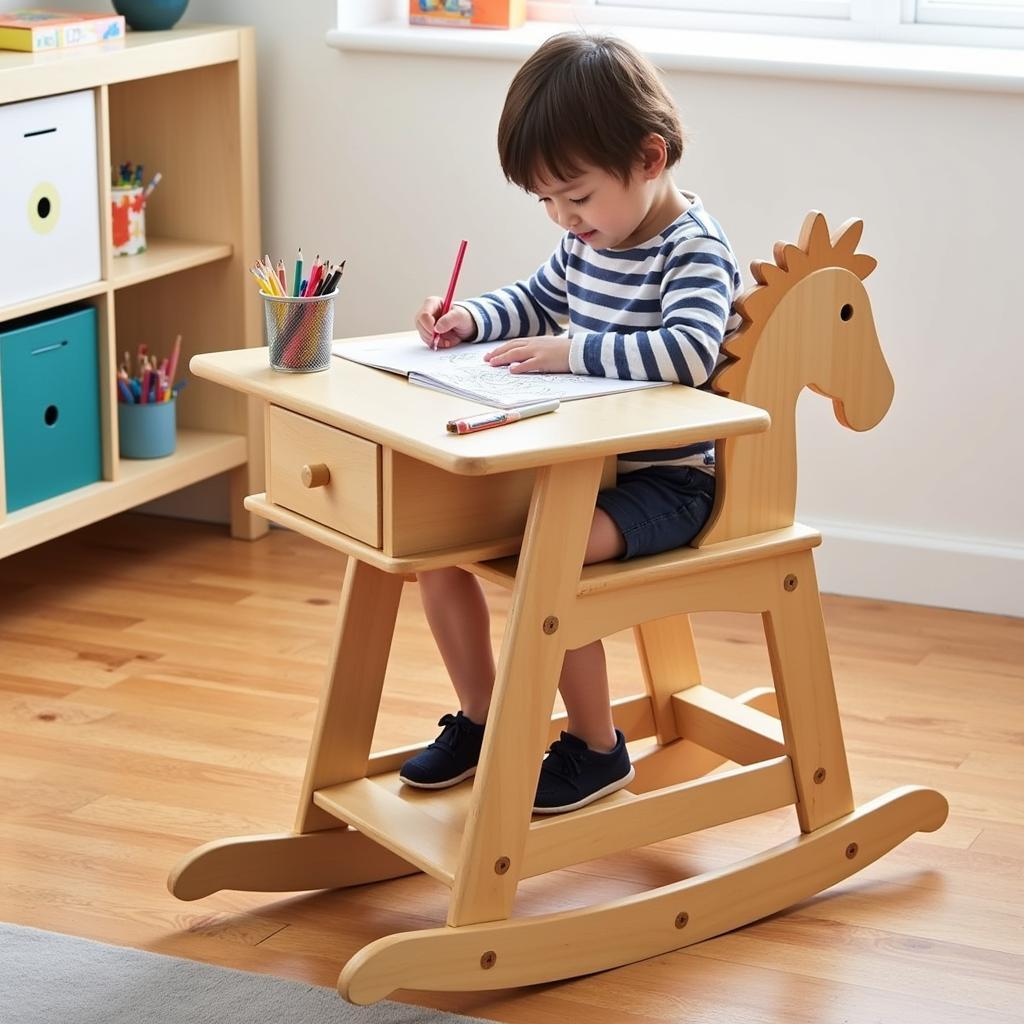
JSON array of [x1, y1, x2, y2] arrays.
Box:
[[914, 0, 1024, 29], [528, 0, 1024, 45], [607, 0, 849, 18]]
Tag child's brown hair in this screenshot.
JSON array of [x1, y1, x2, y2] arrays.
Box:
[[497, 32, 685, 191]]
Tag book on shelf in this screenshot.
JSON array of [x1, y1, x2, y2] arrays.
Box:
[[333, 335, 670, 410], [0, 10, 125, 53]]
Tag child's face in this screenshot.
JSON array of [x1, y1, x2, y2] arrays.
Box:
[[533, 163, 655, 251]]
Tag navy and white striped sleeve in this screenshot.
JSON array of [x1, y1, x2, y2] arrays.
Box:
[[458, 237, 570, 342], [567, 236, 738, 386]]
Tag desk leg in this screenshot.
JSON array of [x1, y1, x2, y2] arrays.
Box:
[[448, 458, 605, 927], [228, 395, 269, 541], [169, 557, 411, 900], [296, 557, 406, 833]]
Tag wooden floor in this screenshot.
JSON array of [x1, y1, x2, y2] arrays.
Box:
[[1, 513, 1022, 1023]]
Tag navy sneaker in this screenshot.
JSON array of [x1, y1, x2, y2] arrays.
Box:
[[399, 711, 485, 789], [533, 729, 635, 814]]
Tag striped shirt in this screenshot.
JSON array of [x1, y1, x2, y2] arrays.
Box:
[[460, 191, 742, 475]]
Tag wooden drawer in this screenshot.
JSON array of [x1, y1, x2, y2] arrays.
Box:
[[267, 405, 381, 547], [383, 450, 535, 558], [381, 452, 619, 559]]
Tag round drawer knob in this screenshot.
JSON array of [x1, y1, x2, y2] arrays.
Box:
[[300, 463, 331, 488]]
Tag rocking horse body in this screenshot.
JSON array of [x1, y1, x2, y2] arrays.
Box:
[[174, 213, 948, 1003], [703, 213, 894, 544]]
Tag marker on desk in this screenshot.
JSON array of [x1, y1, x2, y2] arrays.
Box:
[[446, 399, 559, 435], [432, 239, 468, 350]]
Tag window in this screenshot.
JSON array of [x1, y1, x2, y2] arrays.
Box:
[[915, 0, 1024, 29], [528, 0, 1024, 43], [606, 0, 848, 16]]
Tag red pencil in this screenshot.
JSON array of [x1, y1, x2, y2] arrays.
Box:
[[304, 255, 322, 297], [431, 238, 468, 350], [165, 334, 182, 388]]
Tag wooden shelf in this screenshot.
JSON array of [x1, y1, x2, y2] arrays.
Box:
[[0, 240, 233, 326], [109, 238, 233, 290], [0, 429, 246, 559], [0, 280, 108, 326], [0, 26, 243, 106]]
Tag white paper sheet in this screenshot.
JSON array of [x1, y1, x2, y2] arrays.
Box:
[[332, 337, 669, 410]]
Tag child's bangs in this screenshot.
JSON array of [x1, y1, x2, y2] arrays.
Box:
[[502, 91, 592, 193]]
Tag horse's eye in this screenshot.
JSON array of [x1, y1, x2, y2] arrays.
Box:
[[840, 304, 854, 321]]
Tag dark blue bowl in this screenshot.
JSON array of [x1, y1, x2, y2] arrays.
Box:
[[112, 0, 190, 31]]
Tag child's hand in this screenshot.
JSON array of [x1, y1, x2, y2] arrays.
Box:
[[484, 337, 571, 374], [415, 297, 475, 349]]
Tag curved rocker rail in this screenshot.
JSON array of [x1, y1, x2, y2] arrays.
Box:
[[340, 786, 948, 1004], [168, 829, 419, 902]]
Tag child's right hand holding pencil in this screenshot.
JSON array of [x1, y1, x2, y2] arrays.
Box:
[[415, 297, 476, 349]]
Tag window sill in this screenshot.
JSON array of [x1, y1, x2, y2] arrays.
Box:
[[326, 18, 1024, 94]]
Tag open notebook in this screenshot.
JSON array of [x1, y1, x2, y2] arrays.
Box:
[[332, 336, 669, 410]]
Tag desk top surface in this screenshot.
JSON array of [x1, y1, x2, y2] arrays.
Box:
[[192, 334, 770, 476]]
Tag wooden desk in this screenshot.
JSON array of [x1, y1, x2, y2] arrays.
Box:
[[189, 335, 769, 571]]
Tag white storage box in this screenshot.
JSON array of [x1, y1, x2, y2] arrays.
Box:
[[0, 90, 101, 308]]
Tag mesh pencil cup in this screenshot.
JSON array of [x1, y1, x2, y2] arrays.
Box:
[[263, 291, 337, 372]]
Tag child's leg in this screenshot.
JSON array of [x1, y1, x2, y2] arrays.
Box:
[[400, 567, 492, 787], [559, 642, 616, 750], [417, 566, 494, 724], [557, 507, 624, 751], [417, 512, 623, 739], [533, 506, 633, 813]]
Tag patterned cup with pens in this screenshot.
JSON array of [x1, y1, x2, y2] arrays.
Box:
[[263, 291, 337, 372], [111, 163, 162, 257]]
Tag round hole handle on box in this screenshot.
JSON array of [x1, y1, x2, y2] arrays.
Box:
[[301, 463, 331, 489]]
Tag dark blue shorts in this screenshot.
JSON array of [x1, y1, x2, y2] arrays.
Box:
[[596, 466, 716, 561]]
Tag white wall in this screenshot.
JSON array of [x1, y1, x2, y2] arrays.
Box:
[[12, 0, 1019, 613]]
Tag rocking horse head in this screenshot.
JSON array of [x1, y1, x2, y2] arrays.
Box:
[[697, 212, 895, 546]]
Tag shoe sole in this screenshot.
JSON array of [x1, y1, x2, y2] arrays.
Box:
[[398, 766, 476, 790], [532, 765, 637, 815]]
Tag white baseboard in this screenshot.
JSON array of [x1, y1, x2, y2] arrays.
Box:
[[812, 520, 1024, 618]]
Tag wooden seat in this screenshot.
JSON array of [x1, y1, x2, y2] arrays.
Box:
[[173, 212, 948, 1005]]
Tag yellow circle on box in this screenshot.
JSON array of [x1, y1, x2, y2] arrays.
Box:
[[28, 182, 61, 235]]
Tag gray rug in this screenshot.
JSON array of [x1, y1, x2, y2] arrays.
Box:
[[0, 922, 490, 1024]]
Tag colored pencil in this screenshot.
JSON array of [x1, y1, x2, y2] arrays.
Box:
[[166, 334, 182, 391], [432, 239, 468, 350]]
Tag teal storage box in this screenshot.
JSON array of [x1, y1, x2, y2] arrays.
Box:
[[1, 307, 102, 512]]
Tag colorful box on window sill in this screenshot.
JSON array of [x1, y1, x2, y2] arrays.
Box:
[[409, 0, 525, 30]]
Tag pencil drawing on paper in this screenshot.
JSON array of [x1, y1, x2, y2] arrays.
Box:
[[333, 335, 670, 408]]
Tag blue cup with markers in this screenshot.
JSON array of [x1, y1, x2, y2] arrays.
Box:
[[118, 398, 176, 458], [116, 354, 184, 458]]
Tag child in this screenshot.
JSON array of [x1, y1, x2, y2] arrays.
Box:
[[401, 31, 742, 814]]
